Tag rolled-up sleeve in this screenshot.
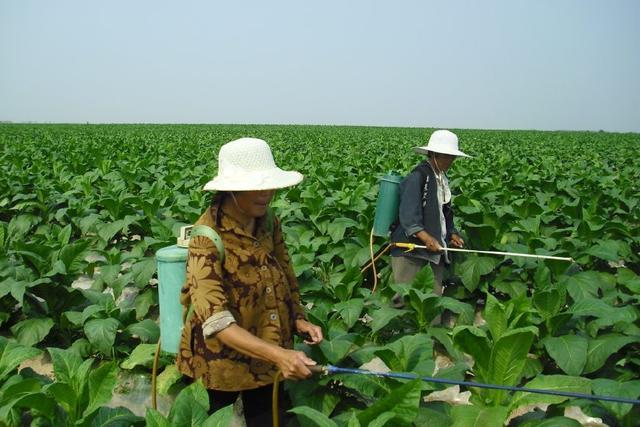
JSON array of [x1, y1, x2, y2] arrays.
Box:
[[186, 235, 236, 337], [273, 217, 307, 321], [398, 171, 425, 238]]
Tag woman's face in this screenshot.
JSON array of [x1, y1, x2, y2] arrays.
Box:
[[432, 153, 456, 172], [232, 190, 275, 218]]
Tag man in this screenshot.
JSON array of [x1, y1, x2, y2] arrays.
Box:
[[390, 129, 470, 308]]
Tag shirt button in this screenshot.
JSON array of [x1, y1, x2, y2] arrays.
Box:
[[270, 313, 277, 321], [265, 287, 272, 293], [261, 265, 268, 271]]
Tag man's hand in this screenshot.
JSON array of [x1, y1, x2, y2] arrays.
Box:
[[415, 231, 443, 252], [449, 233, 465, 248], [295, 319, 323, 345]]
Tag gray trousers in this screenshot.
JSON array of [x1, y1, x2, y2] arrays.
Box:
[[391, 256, 445, 296]]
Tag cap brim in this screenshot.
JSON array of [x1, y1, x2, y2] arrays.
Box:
[[203, 169, 304, 191], [413, 146, 471, 158]]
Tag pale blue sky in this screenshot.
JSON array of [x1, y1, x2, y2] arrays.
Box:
[[1, 0, 638, 131]]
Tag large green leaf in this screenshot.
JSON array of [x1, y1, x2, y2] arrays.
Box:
[[326, 218, 358, 242], [591, 379, 640, 419], [369, 306, 407, 336], [167, 380, 210, 426], [0, 389, 56, 422], [452, 326, 491, 380], [0, 337, 42, 381], [411, 264, 435, 292], [583, 334, 638, 374], [485, 326, 538, 405], [437, 297, 475, 325], [202, 404, 234, 427], [98, 218, 135, 243], [458, 257, 496, 291], [287, 380, 341, 417], [414, 405, 452, 427], [483, 294, 507, 341], [569, 297, 637, 325], [532, 288, 563, 319], [564, 272, 606, 302], [450, 405, 509, 427], [368, 412, 396, 427], [120, 343, 158, 369], [134, 288, 156, 319], [518, 417, 581, 427], [337, 372, 391, 401], [83, 362, 118, 419], [542, 335, 588, 376], [617, 268, 640, 293], [585, 239, 629, 261], [44, 382, 78, 419], [126, 319, 160, 343], [10, 317, 54, 347], [84, 318, 120, 356], [334, 299, 364, 329], [7, 214, 36, 242], [145, 408, 170, 427], [509, 375, 591, 410], [374, 333, 433, 375], [59, 240, 90, 274], [357, 379, 422, 425], [131, 257, 156, 288], [0, 378, 55, 421], [318, 334, 357, 364], [90, 406, 143, 427], [288, 406, 337, 427], [156, 364, 183, 395]]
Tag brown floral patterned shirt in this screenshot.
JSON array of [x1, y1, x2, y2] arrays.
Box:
[[176, 199, 306, 391]]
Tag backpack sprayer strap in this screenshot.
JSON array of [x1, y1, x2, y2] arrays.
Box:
[[190, 224, 225, 263]]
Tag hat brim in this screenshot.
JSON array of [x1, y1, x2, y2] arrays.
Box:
[[413, 146, 471, 158], [203, 169, 303, 191]]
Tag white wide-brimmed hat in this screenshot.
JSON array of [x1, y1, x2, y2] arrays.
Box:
[[414, 130, 471, 158], [203, 138, 303, 191]]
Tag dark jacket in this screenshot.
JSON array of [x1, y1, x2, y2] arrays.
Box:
[[390, 161, 457, 264]]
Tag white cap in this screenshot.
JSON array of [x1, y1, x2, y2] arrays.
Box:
[[414, 130, 471, 158], [203, 138, 303, 191]]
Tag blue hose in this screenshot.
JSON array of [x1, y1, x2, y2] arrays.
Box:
[[322, 365, 640, 405]]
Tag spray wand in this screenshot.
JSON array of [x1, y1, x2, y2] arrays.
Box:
[[394, 242, 574, 262], [364, 238, 575, 293]]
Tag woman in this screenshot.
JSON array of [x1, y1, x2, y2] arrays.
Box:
[[176, 137, 323, 425], [390, 130, 470, 311]]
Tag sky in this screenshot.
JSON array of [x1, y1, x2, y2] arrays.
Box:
[[1, 0, 639, 132]]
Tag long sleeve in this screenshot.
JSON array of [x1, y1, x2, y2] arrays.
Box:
[[185, 235, 236, 337], [443, 201, 458, 241], [398, 170, 426, 238], [272, 217, 307, 321]]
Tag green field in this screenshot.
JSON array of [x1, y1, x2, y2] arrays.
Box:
[[1, 124, 639, 426]]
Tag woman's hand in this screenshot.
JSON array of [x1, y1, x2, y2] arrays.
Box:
[[275, 348, 317, 380], [415, 231, 443, 252], [449, 233, 465, 248], [295, 319, 323, 345]]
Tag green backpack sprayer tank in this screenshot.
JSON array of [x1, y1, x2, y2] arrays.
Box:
[[155, 225, 224, 354], [372, 172, 403, 237]]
